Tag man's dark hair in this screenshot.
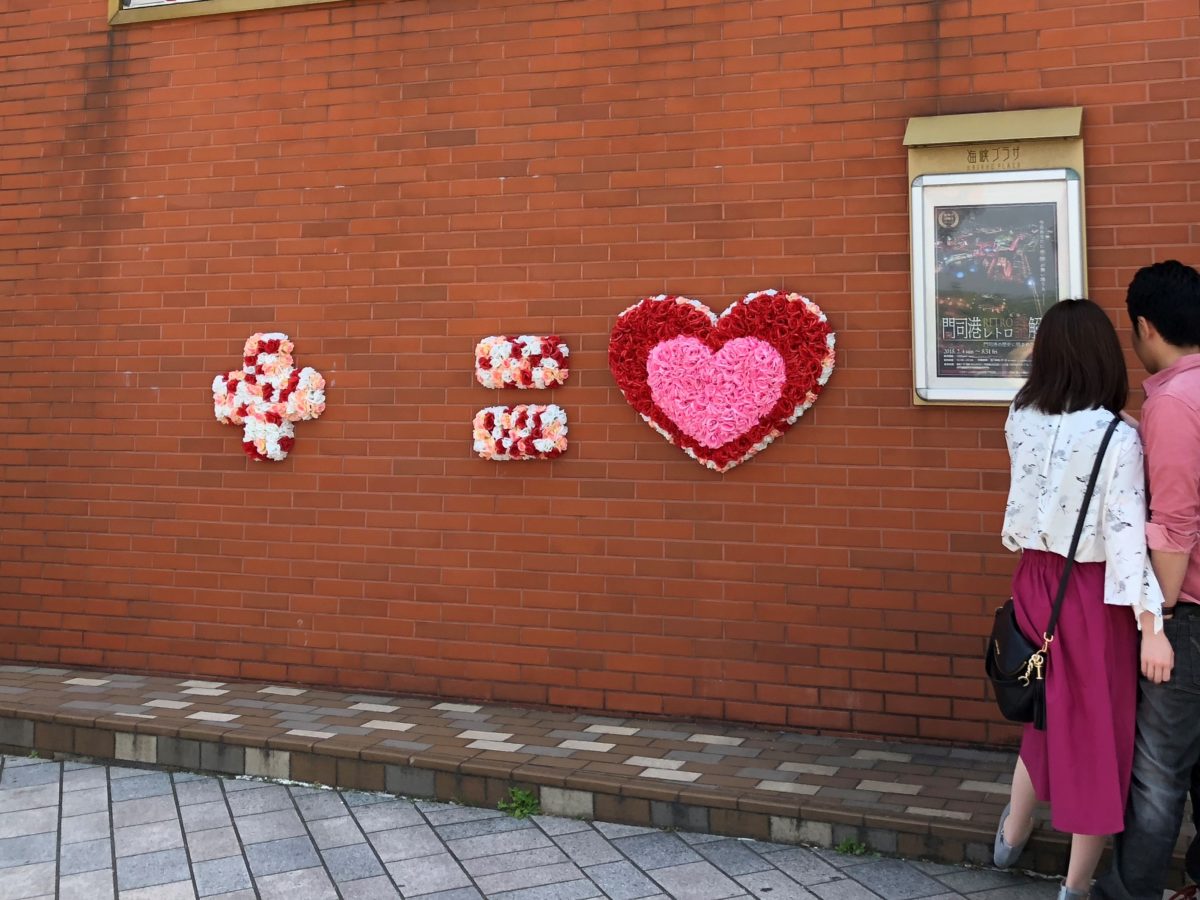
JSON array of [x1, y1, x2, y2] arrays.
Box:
[[1014, 298, 1128, 416], [1126, 260, 1200, 348]]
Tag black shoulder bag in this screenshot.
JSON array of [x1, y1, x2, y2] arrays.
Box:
[[985, 415, 1120, 731]]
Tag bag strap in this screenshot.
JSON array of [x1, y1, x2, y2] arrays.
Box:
[[1043, 415, 1121, 643]]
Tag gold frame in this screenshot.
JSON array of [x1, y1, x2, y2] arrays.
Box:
[[109, 0, 346, 26]]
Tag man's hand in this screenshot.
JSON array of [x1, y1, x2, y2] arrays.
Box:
[[1142, 628, 1174, 684]]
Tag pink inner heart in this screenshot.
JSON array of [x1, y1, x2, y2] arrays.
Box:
[[646, 336, 786, 449]]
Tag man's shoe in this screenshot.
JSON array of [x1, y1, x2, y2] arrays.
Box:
[[1057, 885, 1088, 900], [994, 803, 1031, 869]]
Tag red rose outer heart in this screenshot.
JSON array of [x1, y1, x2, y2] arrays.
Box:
[[609, 290, 836, 472]]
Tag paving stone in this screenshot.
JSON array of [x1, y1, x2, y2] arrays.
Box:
[[322, 841, 386, 882], [253, 866, 339, 900], [613, 832, 703, 870], [58, 867, 116, 900], [419, 888, 484, 900], [309, 814, 367, 850], [115, 847, 192, 891], [0, 783, 59, 813], [693, 839, 777, 876], [62, 766, 107, 791], [810, 881, 887, 900], [293, 790, 348, 821], [0, 762, 60, 788], [492, 878, 605, 900], [223, 778, 269, 793], [62, 787, 109, 817], [60, 837, 113, 875], [344, 791, 392, 808], [678, 832, 727, 846], [584, 859, 663, 900], [447, 826, 555, 860], [0, 805, 56, 839], [195, 854, 254, 897], [436, 814, 533, 842], [244, 835, 321, 877], [421, 804, 505, 827], [553, 830, 625, 867], [61, 812, 111, 845], [593, 822, 659, 840], [110, 772, 174, 802], [386, 851, 473, 896], [734, 868, 819, 900], [532, 815, 594, 837], [114, 819, 186, 856], [340, 875, 404, 899], [108, 764, 153, 780], [350, 799, 424, 833], [475, 860, 585, 895], [226, 785, 294, 817], [841, 859, 949, 900], [758, 848, 841, 886], [934, 868, 1031, 892], [959, 886, 1058, 900], [186, 826, 243, 863], [182, 800, 233, 833], [233, 809, 307, 844], [112, 795, 178, 829], [175, 777, 226, 807], [0, 831, 57, 866], [0, 862, 55, 899], [369, 824, 448, 862], [464, 846, 569, 877], [648, 861, 745, 900]]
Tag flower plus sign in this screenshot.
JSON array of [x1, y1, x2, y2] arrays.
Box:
[[213, 332, 326, 462]]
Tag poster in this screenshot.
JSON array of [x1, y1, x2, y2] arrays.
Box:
[[911, 170, 1083, 403], [934, 203, 1056, 379]]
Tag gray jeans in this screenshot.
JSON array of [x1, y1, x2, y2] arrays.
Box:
[[1094, 604, 1200, 900]]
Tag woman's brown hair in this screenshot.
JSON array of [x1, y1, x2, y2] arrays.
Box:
[[1012, 298, 1128, 415]]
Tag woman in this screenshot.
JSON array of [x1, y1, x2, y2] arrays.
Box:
[[994, 298, 1171, 897]]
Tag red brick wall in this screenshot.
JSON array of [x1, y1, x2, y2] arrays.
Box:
[[1, 0, 1197, 745]]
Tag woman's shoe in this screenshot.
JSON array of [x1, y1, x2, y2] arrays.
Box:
[[993, 803, 1031, 868], [1057, 885, 1089, 900]]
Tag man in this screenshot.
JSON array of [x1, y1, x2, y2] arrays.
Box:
[[1094, 260, 1200, 900]]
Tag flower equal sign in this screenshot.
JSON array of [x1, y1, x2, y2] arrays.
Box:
[[474, 335, 569, 389], [472, 334, 570, 460], [473, 405, 567, 460]]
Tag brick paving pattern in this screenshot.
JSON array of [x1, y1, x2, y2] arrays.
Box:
[[0, 665, 1191, 883], [0, 753, 1058, 900]]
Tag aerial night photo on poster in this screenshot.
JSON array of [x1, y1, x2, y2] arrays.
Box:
[[934, 202, 1058, 379]]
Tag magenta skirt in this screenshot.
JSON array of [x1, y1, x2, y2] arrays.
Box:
[[1013, 549, 1139, 835]]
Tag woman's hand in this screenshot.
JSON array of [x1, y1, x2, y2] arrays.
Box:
[[1141, 628, 1174, 683]]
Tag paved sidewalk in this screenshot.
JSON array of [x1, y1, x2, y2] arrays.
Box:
[[0, 665, 1191, 882], [0, 754, 1056, 900]]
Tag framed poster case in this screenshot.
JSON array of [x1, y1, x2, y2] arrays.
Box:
[[910, 169, 1084, 404], [904, 107, 1086, 405]]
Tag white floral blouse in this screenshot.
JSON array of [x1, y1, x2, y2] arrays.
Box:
[[1002, 405, 1165, 631]]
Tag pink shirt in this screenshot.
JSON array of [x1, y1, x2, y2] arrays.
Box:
[[1141, 353, 1200, 604]]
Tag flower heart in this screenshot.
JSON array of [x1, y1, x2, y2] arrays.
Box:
[[609, 290, 836, 472]]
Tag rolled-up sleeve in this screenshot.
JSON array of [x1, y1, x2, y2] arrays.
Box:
[[1142, 394, 1200, 554], [1102, 433, 1165, 631]]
